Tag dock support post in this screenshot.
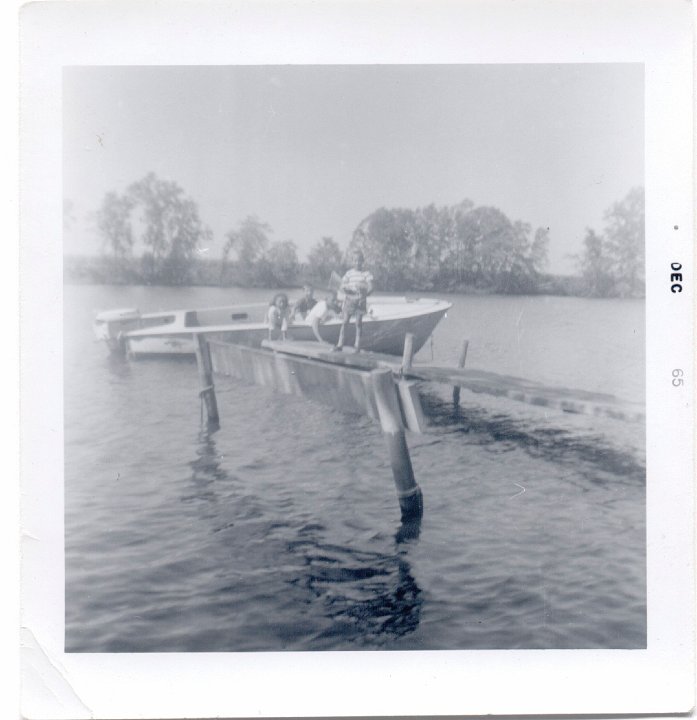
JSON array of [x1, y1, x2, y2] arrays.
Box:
[[371, 369, 423, 520], [397, 380, 426, 434], [401, 332, 415, 373], [195, 333, 220, 427], [452, 338, 469, 407]]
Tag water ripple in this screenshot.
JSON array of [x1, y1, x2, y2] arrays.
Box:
[[64, 285, 646, 652]]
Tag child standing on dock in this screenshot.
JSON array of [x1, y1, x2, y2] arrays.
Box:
[[335, 250, 374, 352], [266, 293, 291, 340]]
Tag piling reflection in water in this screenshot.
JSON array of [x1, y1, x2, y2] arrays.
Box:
[[66, 286, 646, 651], [289, 523, 423, 648], [106, 351, 132, 378], [179, 429, 425, 650], [181, 430, 226, 506]]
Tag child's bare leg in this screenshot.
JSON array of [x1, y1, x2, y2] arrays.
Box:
[[311, 319, 330, 345], [335, 319, 347, 350], [354, 313, 363, 351]]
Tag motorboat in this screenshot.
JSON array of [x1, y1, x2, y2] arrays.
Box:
[[94, 296, 451, 358]]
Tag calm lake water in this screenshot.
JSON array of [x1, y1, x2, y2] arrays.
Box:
[[64, 284, 646, 651]]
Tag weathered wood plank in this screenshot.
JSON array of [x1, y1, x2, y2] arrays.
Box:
[[397, 379, 427, 434], [262, 339, 402, 371], [401, 333, 415, 372], [262, 339, 644, 423], [407, 365, 645, 423], [207, 341, 423, 520], [194, 335, 219, 426], [372, 369, 423, 520], [209, 340, 379, 420]]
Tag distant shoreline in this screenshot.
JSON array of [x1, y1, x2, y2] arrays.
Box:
[[62, 254, 645, 299]]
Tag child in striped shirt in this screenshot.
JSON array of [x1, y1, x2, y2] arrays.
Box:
[[334, 250, 374, 352]]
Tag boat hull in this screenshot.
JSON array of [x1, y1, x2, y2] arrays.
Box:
[[124, 305, 449, 359]]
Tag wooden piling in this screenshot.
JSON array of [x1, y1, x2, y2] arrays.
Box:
[[397, 380, 426, 434], [453, 338, 469, 407], [116, 332, 128, 357], [371, 369, 423, 520], [401, 332, 415, 373], [194, 333, 219, 426]]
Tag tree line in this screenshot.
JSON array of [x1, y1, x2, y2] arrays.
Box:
[[575, 187, 645, 298], [65, 172, 645, 297]]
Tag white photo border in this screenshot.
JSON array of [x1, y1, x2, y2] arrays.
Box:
[[20, 1, 694, 717]]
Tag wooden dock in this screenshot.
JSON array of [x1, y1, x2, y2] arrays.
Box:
[[207, 337, 425, 519], [194, 335, 643, 522], [261, 340, 645, 424], [211, 339, 381, 420]]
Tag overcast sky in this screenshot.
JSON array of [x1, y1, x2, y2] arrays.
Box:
[[63, 64, 643, 274]]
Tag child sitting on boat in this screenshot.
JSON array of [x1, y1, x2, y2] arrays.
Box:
[[291, 284, 317, 321], [266, 293, 291, 340], [334, 250, 374, 352], [305, 290, 342, 344]]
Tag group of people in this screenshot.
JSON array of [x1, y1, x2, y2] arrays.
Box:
[[266, 250, 374, 352]]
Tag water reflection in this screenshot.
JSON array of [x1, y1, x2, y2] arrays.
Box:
[[105, 351, 132, 378], [395, 516, 421, 544], [181, 428, 226, 505], [420, 389, 645, 485], [183, 422, 426, 647], [289, 520, 423, 647]]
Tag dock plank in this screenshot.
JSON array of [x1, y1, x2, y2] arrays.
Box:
[[262, 339, 644, 423], [211, 339, 380, 420], [261, 339, 402, 371]]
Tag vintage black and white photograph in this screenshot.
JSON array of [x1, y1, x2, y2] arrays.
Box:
[[19, 1, 694, 716], [63, 63, 647, 652]]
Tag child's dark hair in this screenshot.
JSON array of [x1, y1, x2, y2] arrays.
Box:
[[270, 292, 289, 306]]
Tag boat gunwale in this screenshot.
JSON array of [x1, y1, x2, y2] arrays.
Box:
[[124, 299, 453, 338]]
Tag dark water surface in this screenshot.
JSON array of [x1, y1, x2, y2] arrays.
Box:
[[65, 285, 645, 651]]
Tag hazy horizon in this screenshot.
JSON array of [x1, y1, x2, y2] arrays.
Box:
[[63, 64, 643, 275]]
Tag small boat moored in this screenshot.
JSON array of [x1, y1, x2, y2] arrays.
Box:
[[94, 296, 452, 359]]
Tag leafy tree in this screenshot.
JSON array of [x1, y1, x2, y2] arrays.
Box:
[[530, 227, 550, 272], [603, 186, 645, 297], [307, 236, 343, 283], [266, 240, 299, 286], [96, 173, 210, 285], [96, 191, 134, 260], [128, 173, 211, 284], [447, 206, 536, 289], [349, 207, 417, 289], [576, 187, 645, 297], [577, 228, 614, 297], [347, 200, 549, 292], [410, 204, 456, 289], [221, 215, 272, 285], [473, 207, 517, 281]]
